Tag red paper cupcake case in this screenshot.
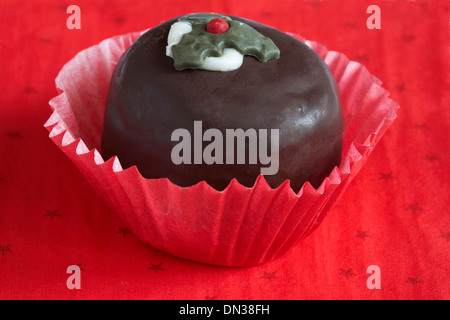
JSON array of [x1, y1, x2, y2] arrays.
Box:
[[45, 30, 398, 267]]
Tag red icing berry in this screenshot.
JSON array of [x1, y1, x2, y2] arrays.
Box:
[[206, 18, 230, 34]]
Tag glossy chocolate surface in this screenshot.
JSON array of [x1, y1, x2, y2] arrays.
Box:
[[101, 14, 344, 192]]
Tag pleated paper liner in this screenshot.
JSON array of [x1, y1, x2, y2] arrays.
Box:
[[45, 30, 398, 266]]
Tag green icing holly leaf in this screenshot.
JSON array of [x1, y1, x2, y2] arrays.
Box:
[[171, 14, 280, 70]]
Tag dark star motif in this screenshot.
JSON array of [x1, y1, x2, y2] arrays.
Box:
[[114, 16, 126, 24], [355, 230, 370, 240], [344, 22, 357, 29], [406, 275, 422, 286], [148, 262, 165, 273], [5, 131, 21, 139], [394, 84, 406, 92], [115, 227, 132, 238], [339, 268, 356, 279], [414, 123, 429, 130], [39, 37, 53, 44], [260, 271, 279, 281], [308, 0, 321, 7], [405, 202, 423, 214], [424, 154, 439, 162], [379, 171, 394, 181], [44, 209, 61, 220], [205, 295, 217, 300], [439, 232, 450, 242], [260, 11, 273, 18], [0, 244, 12, 256], [355, 54, 368, 62], [417, 1, 428, 9], [75, 263, 85, 271], [402, 34, 416, 42], [21, 86, 36, 94]]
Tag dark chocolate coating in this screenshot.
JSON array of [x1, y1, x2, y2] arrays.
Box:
[[101, 14, 344, 192]]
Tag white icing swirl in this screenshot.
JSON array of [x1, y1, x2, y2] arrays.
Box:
[[166, 21, 244, 72], [166, 21, 192, 58]]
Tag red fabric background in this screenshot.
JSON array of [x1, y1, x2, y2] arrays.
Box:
[[0, 0, 449, 300]]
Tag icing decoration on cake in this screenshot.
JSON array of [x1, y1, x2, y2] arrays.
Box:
[[166, 13, 280, 71]]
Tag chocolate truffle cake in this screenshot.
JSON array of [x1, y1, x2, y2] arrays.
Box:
[[101, 13, 344, 192]]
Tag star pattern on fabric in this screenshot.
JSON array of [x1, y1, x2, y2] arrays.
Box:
[[148, 262, 165, 273], [55, 4, 67, 10], [39, 37, 53, 44], [414, 123, 429, 130], [44, 209, 61, 220], [343, 22, 357, 29], [75, 263, 85, 271], [417, 1, 428, 9], [379, 171, 394, 181], [439, 232, 450, 242], [406, 276, 423, 286], [260, 10, 273, 18], [115, 227, 132, 237], [355, 230, 370, 240], [260, 271, 279, 281], [339, 268, 356, 279], [0, 244, 12, 256], [402, 34, 416, 42], [0, 0, 446, 301], [424, 154, 439, 162], [355, 54, 368, 62], [114, 16, 126, 24], [20, 86, 36, 94], [5, 131, 21, 139], [308, 0, 321, 7], [405, 202, 423, 215]]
